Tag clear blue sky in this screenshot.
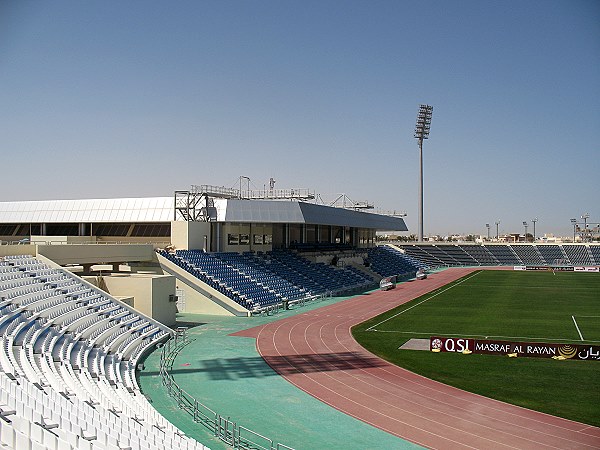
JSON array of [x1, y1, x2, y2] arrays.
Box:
[[1, 1, 599, 237]]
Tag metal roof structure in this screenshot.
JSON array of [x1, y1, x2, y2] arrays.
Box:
[[0, 197, 408, 231], [0, 197, 173, 223], [224, 200, 408, 230]]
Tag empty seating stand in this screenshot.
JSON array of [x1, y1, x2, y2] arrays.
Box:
[[0, 255, 207, 450], [460, 245, 499, 265], [267, 249, 374, 295], [159, 249, 375, 313], [485, 245, 523, 265], [563, 245, 594, 265], [587, 246, 600, 265], [397, 245, 445, 267], [392, 244, 600, 268], [510, 245, 545, 265], [367, 246, 423, 279], [396, 245, 466, 267], [536, 245, 570, 265], [437, 246, 478, 266], [160, 244, 599, 314]]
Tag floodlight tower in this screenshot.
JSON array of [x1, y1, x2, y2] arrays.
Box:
[[582, 213, 590, 226], [570, 218, 577, 242], [414, 104, 433, 242], [532, 218, 538, 242], [581, 213, 590, 242], [495, 220, 500, 240], [523, 221, 528, 242]]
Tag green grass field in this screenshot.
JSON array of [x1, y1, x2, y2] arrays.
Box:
[[352, 270, 600, 427]]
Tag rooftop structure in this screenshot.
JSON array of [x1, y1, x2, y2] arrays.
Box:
[[0, 186, 408, 252]]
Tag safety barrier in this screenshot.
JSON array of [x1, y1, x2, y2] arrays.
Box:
[[159, 329, 294, 450]]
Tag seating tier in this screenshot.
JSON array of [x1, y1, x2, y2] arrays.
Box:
[[160, 249, 375, 312], [0, 255, 206, 450]]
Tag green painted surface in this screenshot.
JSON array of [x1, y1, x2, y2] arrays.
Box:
[[139, 295, 422, 450]]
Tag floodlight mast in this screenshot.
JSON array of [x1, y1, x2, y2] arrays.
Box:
[[414, 104, 433, 242]]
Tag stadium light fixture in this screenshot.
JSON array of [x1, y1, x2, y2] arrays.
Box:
[[532, 218, 538, 242], [495, 220, 500, 240], [581, 213, 590, 242], [485, 223, 490, 240], [570, 218, 577, 242], [414, 104, 434, 242], [523, 221, 528, 243]]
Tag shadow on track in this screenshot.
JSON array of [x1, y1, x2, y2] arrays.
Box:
[[148, 352, 386, 380]]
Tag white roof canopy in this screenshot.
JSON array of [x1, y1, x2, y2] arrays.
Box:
[[0, 196, 408, 231], [0, 197, 173, 223]]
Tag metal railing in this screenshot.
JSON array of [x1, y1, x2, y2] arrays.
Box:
[[253, 289, 370, 316], [159, 329, 294, 450], [253, 291, 330, 316], [188, 184, 315, 201]]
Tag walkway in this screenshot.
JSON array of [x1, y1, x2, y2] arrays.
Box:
[[139, 295, 419, 449]]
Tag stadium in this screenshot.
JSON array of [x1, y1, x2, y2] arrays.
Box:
[[0, 185, 599, 450], [3, 0, 600, 448]]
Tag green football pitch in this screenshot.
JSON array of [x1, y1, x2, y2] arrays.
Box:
[[352, 270, 600, 426]]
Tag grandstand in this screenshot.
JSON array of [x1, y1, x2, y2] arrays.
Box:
[[0, 190, 414, 448], [0, 254, 202, 450], [460, 244, 498, 265], [563, 244, 595, 265], [0, 191, 598, 449], [157, 241, 600, 315], [510, 244, 545, 265], [159, 248, 410, 312], [590, 245, 600, 264], [366, 246, 424, 278], [1, 192, 598, 315], [394, 243, 600, 268], [485, 244, 523, 265], [0, 191, 410, 316], [535, 244, 568, 265]]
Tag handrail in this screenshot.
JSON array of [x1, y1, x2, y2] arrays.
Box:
[[159, 330, 295, 450]]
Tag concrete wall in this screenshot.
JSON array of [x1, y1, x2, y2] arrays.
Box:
[[0, 244, 37, 258], [171, 221, 211, 251], [115, 296, 134, 307], [173, 274, 238, 315], [37, 244, 158, 266], [86, 273, 177, 326], [156, 252, 249, 316], [148, 275, 177, 325]]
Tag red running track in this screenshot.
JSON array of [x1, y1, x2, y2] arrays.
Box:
[[234, 268, 600, 450]]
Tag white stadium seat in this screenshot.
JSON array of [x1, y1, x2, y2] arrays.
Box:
[[0, 255, 209, 450]]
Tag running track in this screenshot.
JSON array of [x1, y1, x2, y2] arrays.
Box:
[[234, 268, 600, 449]]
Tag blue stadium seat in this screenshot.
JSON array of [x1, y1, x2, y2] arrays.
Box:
[[159, 249, 375, 312]]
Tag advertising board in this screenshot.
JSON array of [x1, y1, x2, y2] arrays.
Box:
[[430, 336, 600, 361]]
